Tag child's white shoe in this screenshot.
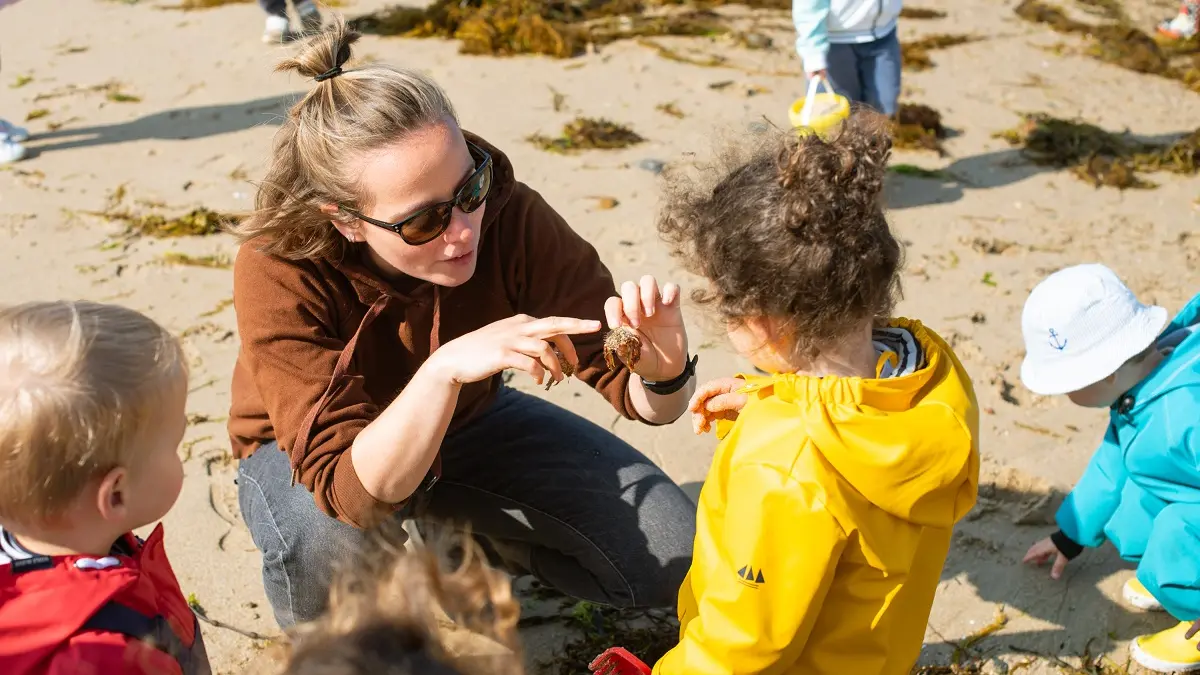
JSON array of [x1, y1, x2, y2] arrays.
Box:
[[262, 14, 290, 44], [1158, 2, 1199, 40], [0, 137, 27, 165], [1123, 577, 1165, 611], [0, 119, 29, 143]]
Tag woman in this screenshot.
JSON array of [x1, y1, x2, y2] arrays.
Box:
[[228, 19, 698, 628]]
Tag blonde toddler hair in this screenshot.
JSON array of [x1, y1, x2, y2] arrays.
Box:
[[273, 522, 524, 675], [0, 300, 187, 525]]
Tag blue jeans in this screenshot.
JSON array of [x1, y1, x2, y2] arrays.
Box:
[[258, 0, 286, 15], [236, 387, 697, 628], [823, 29, 901, 116]]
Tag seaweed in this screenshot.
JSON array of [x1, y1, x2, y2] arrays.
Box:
[[900, 7, 946, 20], [538, 605, 678, 674], [170, 0, 254, 8], [656, 101, 685, 118], [995, 113, 1200, 189], [902, 34, 978, 71], [90, 207, 238, 238], [161, 252, 233, 269], [351, 0, 730, 58], [1013, 0, 1200, 91], [892, 103, 946, 153], [528, 117, 645, 153]]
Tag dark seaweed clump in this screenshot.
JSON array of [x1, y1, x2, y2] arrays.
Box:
[[1014, 0, 1200, 91], [996, 113, 1200, 189]]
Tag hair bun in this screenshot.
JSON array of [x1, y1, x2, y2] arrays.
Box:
[[275, 16, 359, 82], [777, 109, 893, 243]]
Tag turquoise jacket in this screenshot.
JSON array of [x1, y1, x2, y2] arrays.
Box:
[[1056, 291, 1200, 554]]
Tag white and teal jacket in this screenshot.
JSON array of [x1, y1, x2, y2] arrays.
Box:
[[793, 0, 902, 72]]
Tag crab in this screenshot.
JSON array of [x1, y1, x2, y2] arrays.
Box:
[[544, 344, 576, 391], [603, 326, 642, 372]]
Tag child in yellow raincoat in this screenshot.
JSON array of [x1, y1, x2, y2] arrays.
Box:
[[644, 110, 980, 675]]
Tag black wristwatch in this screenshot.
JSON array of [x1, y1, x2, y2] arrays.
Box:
[[641, 354, 699, 396]]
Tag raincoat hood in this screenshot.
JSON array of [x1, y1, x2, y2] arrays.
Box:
[[738, 318, 979, 528]]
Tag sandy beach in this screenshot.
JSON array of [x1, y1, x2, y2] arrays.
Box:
[[1, 0, 1198, 672]]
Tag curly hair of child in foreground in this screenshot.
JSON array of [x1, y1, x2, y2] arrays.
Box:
[[659, 107, 901, 364], [269, 523, 525, 675]]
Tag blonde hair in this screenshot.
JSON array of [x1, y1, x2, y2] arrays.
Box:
[[273, 522, 524, 675], [0, 301, 187, 525], [230, 17, 458, 261]]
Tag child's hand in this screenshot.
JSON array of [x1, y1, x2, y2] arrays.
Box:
[[1023, 537, 1070, 580], [689, 377, 748, 434], [1186, 620, 1200, 651]]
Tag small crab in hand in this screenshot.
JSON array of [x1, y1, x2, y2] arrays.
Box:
[[603, 326, 642, 371], [544, 344, 576, 391]]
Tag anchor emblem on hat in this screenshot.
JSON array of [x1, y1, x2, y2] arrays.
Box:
[[1048, 329, 1068, 351]]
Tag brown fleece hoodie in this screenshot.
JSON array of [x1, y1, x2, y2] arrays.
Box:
[[228, 133, 646, 528]]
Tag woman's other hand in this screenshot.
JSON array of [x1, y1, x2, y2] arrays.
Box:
[[689, 378, 748, 434], [604, 275, 688, 381], [430, 314, 601, 388]]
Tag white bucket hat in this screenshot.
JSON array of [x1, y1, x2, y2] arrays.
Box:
[[1020, 263, 1168, 396]]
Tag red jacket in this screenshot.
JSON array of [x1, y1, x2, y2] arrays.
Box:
[[0, 525, 210, 675]]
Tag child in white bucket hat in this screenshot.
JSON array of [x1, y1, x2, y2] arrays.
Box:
[[1019, 263, 1200, 673]]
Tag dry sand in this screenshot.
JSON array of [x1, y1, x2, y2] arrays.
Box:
[[1, 0, 1198, 672]]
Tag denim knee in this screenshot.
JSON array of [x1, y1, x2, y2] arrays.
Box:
[[237, 444, 363, 627]]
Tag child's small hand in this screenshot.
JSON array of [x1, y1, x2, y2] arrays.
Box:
[[1186, 619, 1200, 651], [689, 377, 748, 435], [1023, 537, 1070, 580]]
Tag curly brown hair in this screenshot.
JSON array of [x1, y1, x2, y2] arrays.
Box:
[[657, 109, 903, 357], [268, 521, 524, 675]]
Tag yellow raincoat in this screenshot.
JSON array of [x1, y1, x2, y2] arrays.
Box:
[[654, 318, 979, 675]]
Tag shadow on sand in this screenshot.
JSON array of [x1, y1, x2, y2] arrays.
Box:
[[23, 93, 298, 155]]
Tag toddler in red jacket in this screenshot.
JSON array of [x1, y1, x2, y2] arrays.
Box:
[[0, 300, 209, 675]]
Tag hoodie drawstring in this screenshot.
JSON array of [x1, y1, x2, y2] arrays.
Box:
[[290, 294, 391, 487], [430, 285, 442, 354], [289, 287, 445, 495]]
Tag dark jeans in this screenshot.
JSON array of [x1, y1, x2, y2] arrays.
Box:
[[237, 387, 697, 628], [258, 0, 287, 16], [823, 29, 902, 116]]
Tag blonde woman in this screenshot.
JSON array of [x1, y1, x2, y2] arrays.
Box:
[[228, 20, 698, 628]]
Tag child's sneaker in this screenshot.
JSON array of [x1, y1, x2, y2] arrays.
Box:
[[262, 13, 290, 44], [0, 119, 29, 143], [1131, 621, 1200, 673], [1158, 2, 1199, 40], [0, 137, 26, 165], [1123, 577, 1165, 611]]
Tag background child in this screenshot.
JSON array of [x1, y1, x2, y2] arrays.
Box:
[[259, 0, 322, 44], [793, 0, 902, 116], [0, 42, 28, 164], [622, 110, 979, 674], [1158, 2, 1198, 40], [269, 522, 523, 675], [0, 301, 208, 675], [1019, 263, 1200, 674]]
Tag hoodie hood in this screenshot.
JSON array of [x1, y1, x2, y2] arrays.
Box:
[[733, 318, 979, 528]]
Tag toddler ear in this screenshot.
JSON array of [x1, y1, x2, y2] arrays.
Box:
[[95, 467, 129, 523]]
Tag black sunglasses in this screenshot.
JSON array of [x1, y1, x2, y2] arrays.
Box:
[[341, 142, 493, 246]]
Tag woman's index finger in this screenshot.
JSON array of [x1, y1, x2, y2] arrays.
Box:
[[525, 316, 603, 338]]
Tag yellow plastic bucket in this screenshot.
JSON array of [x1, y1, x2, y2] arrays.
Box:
[[788, 76, 850, 136]]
